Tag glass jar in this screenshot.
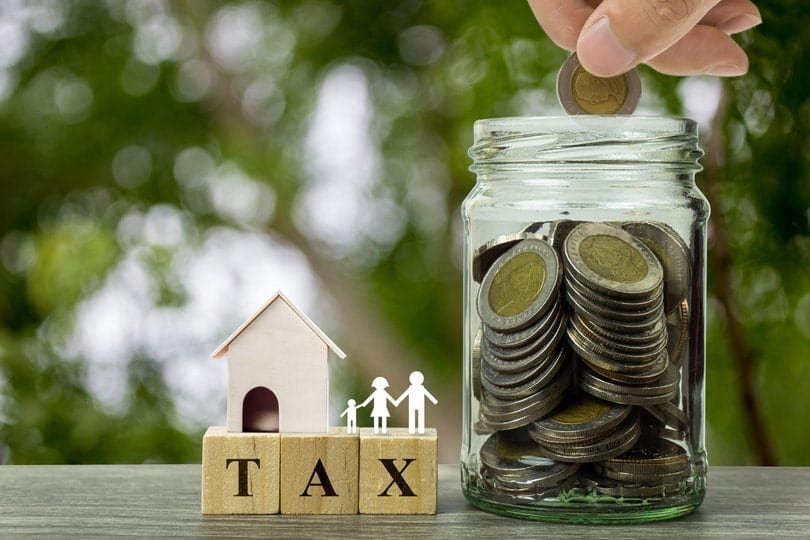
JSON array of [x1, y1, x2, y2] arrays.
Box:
[[461, 116, 709, 523]]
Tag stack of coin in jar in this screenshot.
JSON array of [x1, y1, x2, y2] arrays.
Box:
[[474, 237, 571, 434], [472, 220, 694, 497]]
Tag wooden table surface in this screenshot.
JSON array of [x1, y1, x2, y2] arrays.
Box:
[[0, 465, 808, 537]]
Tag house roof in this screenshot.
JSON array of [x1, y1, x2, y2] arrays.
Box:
[[210, 291, 347, 360]]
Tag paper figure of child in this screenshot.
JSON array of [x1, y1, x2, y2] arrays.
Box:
[[359, 376, 398, 434], [395, 370, 438, 434], [340, 398, 360, 434]]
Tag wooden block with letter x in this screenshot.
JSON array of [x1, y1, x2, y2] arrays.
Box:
[[358, 427, 437, 514], [201, 426, 281, 514], [280, 427, 360, 514]]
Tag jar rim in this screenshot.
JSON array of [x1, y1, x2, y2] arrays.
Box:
[[473, 115, 697, 141], [469, 115, 702, 173]]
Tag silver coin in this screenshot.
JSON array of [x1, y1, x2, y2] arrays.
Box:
[[567, 320, 667, 365], [565, 271, 664, 312], [480, 372, 569, 414], [472, 232, 544, 283], [598, 438, 690, 476], [481, 316, 567, 374], [483, 300, 564, 350], [567, 330, 667, 375], [573, 312, 667, 346], [481, 348, 568, 399], [565, 279, 664, 324], [581, 361, 679, 397], [556, 53, 641, 115], [564, 222, 664, 300], [486, 304, 566, 360], [570, 312, 668, 359], [622, 221, 692, 313], [478, 238, 562, 332], [565, 287, 664, 334], [579, 377, 676, 406]]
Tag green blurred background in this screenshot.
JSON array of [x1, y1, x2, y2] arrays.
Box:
[[0, 0, 807, 465]]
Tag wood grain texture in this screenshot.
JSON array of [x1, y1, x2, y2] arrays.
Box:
[[201, 427, 280, 514], [358, 427, 437, 515], [0, 466, 809, 537], [280, 428, 359, 514]]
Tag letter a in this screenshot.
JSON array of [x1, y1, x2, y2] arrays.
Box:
[[300, 458, 338, 497]]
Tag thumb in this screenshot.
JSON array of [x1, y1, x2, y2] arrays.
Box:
[[576, 0, 718, 76]]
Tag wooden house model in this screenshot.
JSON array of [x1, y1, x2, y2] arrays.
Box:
[[211, 291, 346, 433]]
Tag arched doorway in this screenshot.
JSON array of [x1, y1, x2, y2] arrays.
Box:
[[242, 387, 279, 432]]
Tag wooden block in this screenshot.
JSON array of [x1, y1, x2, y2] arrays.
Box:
[[201, 426, 280, 514], [358, 427, 437, 515], [280, 427, 360, 514]]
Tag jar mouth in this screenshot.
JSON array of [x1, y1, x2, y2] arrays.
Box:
[[469, 116, 703, 173]]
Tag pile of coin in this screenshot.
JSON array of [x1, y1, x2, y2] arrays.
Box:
[[528, 395, 640, 462], [475, 237, 570, 431], [479, 432, 580, 496], [562, 222, 678, 407], [589, 437, 692, 497], [471, 218, 695, 499]]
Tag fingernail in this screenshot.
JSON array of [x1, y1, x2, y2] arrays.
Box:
[[718, 14, 762, 35], [577, 17, 637, 77], [705, 64, 747, 77]]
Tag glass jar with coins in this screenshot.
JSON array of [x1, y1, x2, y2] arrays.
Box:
[[461, 111, 709, 523]]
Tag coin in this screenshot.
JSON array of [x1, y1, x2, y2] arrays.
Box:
[[481, 316, 567, 374], [564, 223, 664, 299], [481, 348, 568, 400], [534, 413, 641, 463], [472, 232, 544, 283], [483, 300, 563, 350], [530, 394, 631, 443], [547, 219, 584, 253], [556, 53, 641, 115], [478, 238, 562, 331], [480, 434, 580, 486], [622, 221, 692, 312], [666, 299, 690, 366], [588, 476, 681, 498], [472, 328, 482, 399], [486, 305, 566, 360]]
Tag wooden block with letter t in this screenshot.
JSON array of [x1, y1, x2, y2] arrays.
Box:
[[358, 427, 437, 514], [280, 427, 360, 514], [201, 426, 281, 514]]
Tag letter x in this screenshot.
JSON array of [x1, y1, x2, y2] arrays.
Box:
[[378, 458, 416, 497]]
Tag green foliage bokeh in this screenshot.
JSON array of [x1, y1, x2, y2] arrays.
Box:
[[0, 0, 807, 465]]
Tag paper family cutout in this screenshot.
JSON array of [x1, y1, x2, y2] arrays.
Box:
[[341, 371, 438, 435]]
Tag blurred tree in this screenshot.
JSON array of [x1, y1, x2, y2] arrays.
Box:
[[0, 0, 807, 465]]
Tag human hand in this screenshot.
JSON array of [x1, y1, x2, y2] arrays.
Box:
[[528, 0, 761, 77]]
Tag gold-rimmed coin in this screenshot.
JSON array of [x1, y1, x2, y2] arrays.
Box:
[[478, 238, 562, 331], [556, 53, 641, 115]]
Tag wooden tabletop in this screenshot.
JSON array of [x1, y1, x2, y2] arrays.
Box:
[[0, 465, 808, 537]]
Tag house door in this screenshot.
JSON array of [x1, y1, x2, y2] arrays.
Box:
[[242, 387, 279, 432]]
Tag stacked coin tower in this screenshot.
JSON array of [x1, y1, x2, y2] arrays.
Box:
[[471, 220, 694, 500]]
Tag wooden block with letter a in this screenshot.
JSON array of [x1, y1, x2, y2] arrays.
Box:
[[201, 426, 281, 514], [280, 427, 360, 514], [358, 427, 437, 514]]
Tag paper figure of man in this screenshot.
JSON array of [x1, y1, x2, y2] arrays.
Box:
[[395, 371, 438, 434], [340, 398, 360, 434], [359, 376, 397, 434]]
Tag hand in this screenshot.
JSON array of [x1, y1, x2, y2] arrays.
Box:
[[528, 0, 761, 77]]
